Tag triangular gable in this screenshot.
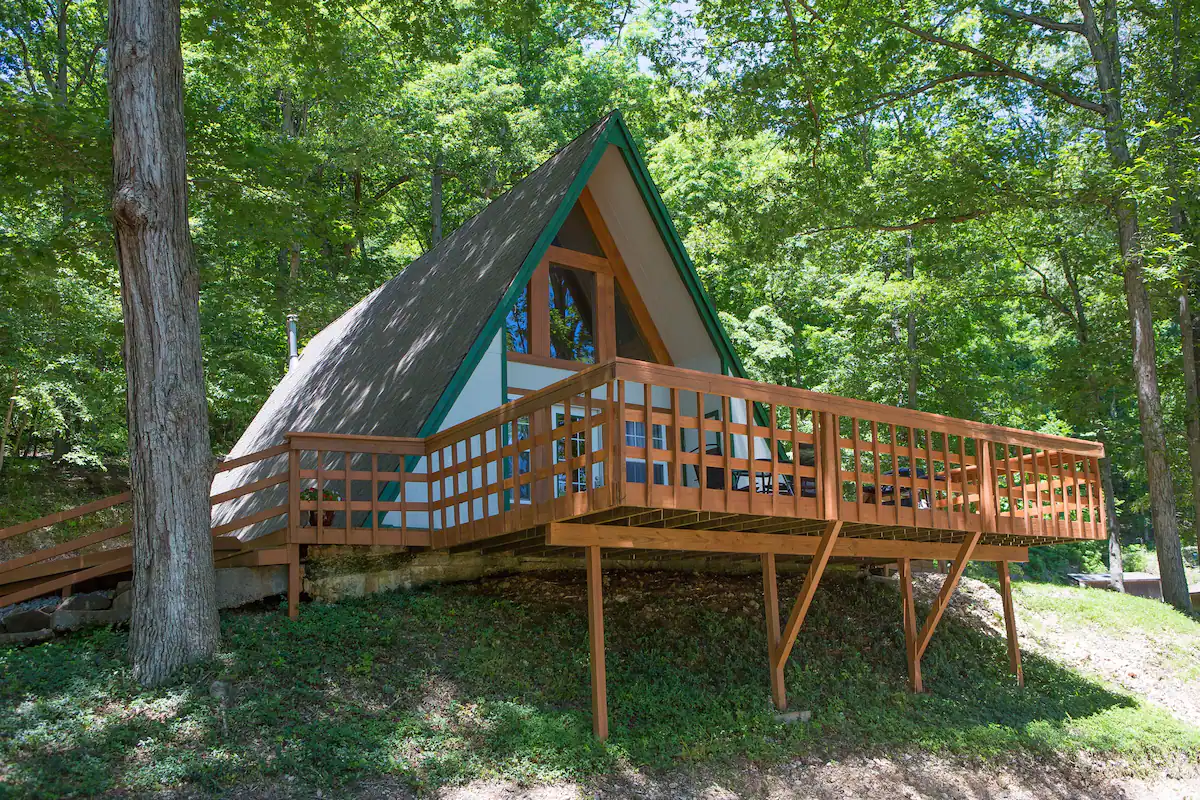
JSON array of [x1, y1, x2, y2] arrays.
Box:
[[419, 110, 746, 437]]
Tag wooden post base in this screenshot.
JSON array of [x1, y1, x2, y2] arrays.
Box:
[[998, 560, 1024, 687], [761, 553, 786, 709], [586, 545, 608, 740]]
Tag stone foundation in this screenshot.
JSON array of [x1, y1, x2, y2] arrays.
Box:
[[302, 545, 809, 603]]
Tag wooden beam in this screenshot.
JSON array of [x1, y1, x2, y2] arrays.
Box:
[[913, 532, 980, 662], [997, 560, 1024, 687], [898, 557, 921, 692], [761, 553, 786, 709], [772, 520, 842, 676], [586, 545, 608, 740], [546, 522, 1028, 563], [531, 256, 550, 358], [546, 245, 611, 274]]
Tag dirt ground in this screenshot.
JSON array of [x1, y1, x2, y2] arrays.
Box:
[[174, 754, 1200, 799], [910, 572, 1200, 729]]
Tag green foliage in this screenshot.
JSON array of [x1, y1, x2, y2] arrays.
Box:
[[1021, 543, 1108, 582], [2, 0, 1199, 547], [1124, 544, 1152, 573], [2, 572, 1197, 797]]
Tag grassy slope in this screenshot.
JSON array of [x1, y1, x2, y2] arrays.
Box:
[[0, 459, 129, 560], [2, 570, 1198, 798]]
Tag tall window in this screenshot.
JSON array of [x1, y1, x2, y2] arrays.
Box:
[[548, 265, 596, 363]]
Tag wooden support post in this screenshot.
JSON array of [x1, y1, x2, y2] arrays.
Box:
[[898, 557, 921, 692], [761, 552, 785, 709], [287, 446, 300, 620], [586, 545, 608, 740], [771, 520, 843, 693], [287, 543, 300, 620], [913, 532, 980, 664], [997, 560, 1024, 687]]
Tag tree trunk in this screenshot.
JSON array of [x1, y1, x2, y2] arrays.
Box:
[[905, 232, 918, 409], [1168, 0, 1200, 555], [1080, 0, 1190, 610], [1181, 285, 1200, 553], [1116, 202, 1190, 608], [0, 371, 17, 475], [109, 0, 219, 686], [1099, 454, 1124, 589], [430, 154, 443, 246]]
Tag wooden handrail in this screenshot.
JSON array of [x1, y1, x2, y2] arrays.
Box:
[[612, 358, 1105, 457]]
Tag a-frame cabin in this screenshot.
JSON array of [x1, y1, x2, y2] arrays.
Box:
[[4, 112, 1108, 740]]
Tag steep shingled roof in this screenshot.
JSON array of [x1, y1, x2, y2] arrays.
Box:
[[210, 113, 614, 533]]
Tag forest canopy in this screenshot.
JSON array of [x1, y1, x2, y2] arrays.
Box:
[[2, 0, 1198, 552]]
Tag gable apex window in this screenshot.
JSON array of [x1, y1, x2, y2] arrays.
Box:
[[505, 195, 671, 369]]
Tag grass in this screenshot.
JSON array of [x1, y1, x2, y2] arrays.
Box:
[[2, 569, 1198, 798]]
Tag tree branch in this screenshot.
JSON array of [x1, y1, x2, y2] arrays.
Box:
[[889, 19, 1106, 113], [371, 174, 413, 202], [801, 209, 993, 235], [833, 70, 1008, 122], [987, 3, 1084, 33], [14, 32, 42, 94], [71, 39, 105, 98]]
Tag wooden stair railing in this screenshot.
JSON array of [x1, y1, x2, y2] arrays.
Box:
[[0, 443, 293, 608]]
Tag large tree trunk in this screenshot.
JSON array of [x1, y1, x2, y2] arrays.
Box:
[[109, 0, 219, 686], [1080, 0, 1190, 610]]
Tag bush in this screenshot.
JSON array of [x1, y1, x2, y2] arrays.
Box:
[[1022, 542, 1107, 581], [1123, 544, 1150, 573]]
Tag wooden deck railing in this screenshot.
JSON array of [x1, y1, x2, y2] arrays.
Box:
[[607, 359, 1106, 539], [0, 444, 295, 608], [0, 358, 1107, 612], [429, 359, 1106, 544], [283, 432, 430, 547], [427, 362, 620, 548]]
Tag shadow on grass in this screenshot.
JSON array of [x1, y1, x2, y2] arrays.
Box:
[[1, 570, 1194, 798]]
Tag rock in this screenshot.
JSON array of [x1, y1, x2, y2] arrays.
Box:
[[210, 679, 236, 706], [775, 710, 812, 724], [110, 590, 132, 618], [3, 608, 53, 633], [52, 608, 120, 632], [216, 566, 288, 609], [0, 629, 54, 647], [116, 580, 131, 591], [59, 591, 112, 612]]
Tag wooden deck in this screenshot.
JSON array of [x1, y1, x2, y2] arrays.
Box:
[[0, 358, 1104, 739]]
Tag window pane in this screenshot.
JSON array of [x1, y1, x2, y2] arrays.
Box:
[[549, 265, 596, 363], [615, 284, 655, 362], [505, 282, 531, 354], [552, 202, 604, 256], [625, 421, 646, 448]]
